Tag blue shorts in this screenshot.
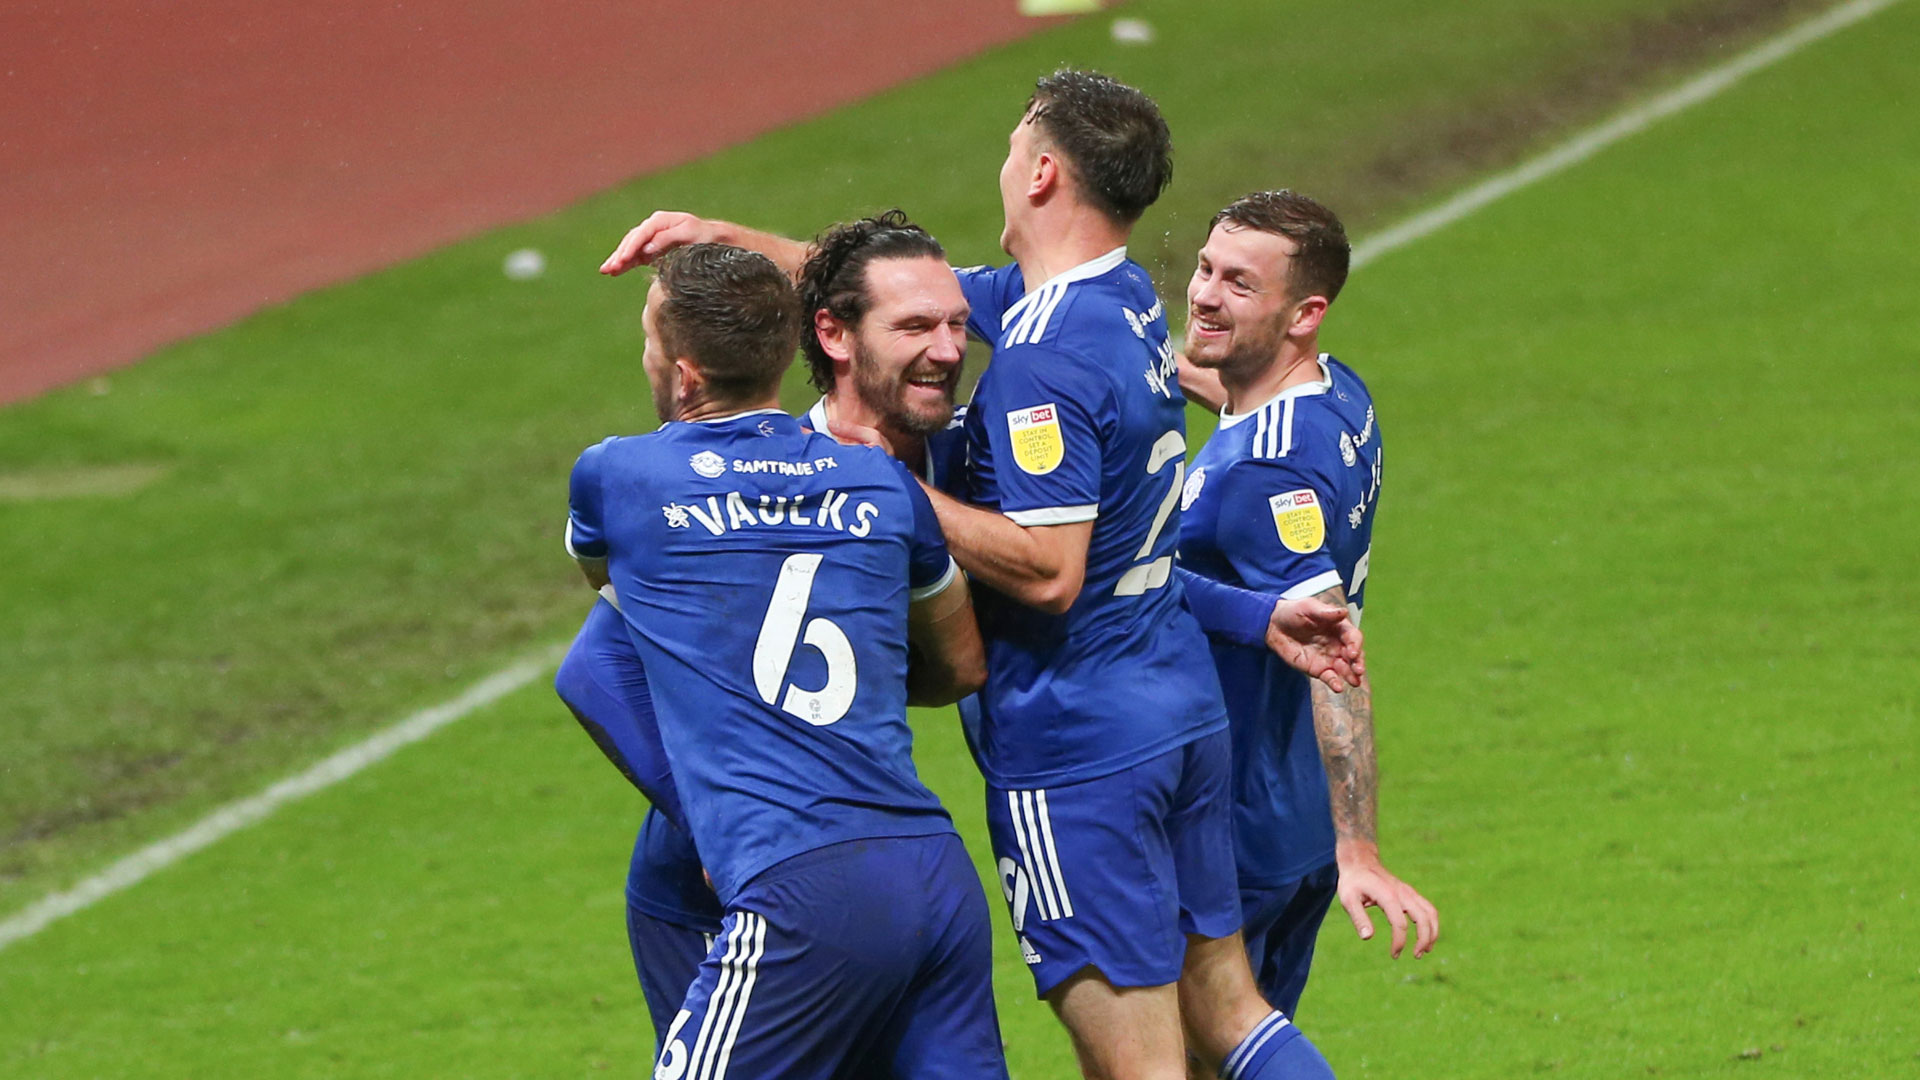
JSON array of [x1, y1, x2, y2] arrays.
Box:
[[654, 834, 1007, 1080], [627, 897, 714, 1048], [984, 728, 1241, 997], [1240, 861, 1338, 1018]]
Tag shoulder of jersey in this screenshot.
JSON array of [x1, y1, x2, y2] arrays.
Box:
[[996, 252, 1141, 351]]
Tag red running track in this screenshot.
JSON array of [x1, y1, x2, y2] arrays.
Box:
[[0, 1, 1053, 404]]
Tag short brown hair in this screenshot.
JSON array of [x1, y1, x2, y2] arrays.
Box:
[[796, 210, 947, 393], [1026, 68, 1173, 226], [652, 243, 803, 404], [1210, 191, 1350, 304]]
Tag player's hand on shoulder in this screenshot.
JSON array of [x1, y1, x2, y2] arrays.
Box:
[[601, 211, 721, 275], [1335, 852, 1439, 960], [1265, 597, 1364, 692], [827, 418, 896, 457]]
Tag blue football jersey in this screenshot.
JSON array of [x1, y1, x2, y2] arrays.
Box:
[[567, 410, 959, 901], [1178, 355, 1381, 884], [553, 596, 723, 929], [952, 252, 1228, 788], [801, 397, 970, 494]]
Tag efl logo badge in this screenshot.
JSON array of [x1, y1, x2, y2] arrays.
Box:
[[1270, 489, 1326, 554], [1007, 403, 1064, 476]]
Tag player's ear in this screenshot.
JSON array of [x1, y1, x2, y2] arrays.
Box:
[[1289, 295, 1330, 338], [814, 310, 854, 362], [1029, 151, 1059, 202], [674, 357, 706, 405]]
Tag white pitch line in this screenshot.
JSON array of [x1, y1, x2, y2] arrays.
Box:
[[0, 644, 566, 953], [1352, 0, 1905, 268], [0, 0, 1906, 956]]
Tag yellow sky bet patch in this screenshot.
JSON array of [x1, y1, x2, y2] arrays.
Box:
[[1007, 403, 1064, 475], [1269, 489, 1326, 553]]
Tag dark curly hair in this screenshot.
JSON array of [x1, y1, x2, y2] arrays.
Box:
[[796, 210, 947, 393], [1025, 68, 1173, 226]]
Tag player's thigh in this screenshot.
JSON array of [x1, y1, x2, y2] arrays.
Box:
[[1165, 729, 1241, 941], [625, 904, 714, 1050], [1048, 971, 1186, 1080], [865, 834, 1010, 1080], [983, 757, 1186, 998]]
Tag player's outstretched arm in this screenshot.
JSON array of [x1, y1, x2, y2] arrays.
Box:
[[917, 482, 1091, 616], [1305, 585, 1439, 960], [906, 571, 987, 706], [600, 211, 810, 277]]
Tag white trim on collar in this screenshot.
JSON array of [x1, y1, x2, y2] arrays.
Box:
[[1000, 246, 1130, 330], [692, 407, 787, 425], [1215, 354, 1333, 429]]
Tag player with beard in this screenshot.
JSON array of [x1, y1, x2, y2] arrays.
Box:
[[1176, 191, 1439, 1032], [568, 243, 1007, 1080], [554, 211, 976, 1062], [599, 74, 1357, 1080]]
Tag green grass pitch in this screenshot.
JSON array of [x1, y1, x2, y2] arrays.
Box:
[[3, 0, 1917, 1076]]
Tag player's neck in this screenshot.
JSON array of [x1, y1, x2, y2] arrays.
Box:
[[821, 391, 929, 474], [1222, 340, 1323, 415], [1012, 209, 1129, 291], [677, 392, 782, 424]]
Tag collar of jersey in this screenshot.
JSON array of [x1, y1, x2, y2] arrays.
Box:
[[805, 395, 941, 483], [999, 246, 1129, 330], [688, 407, 788, 425], [1215, 354, 1333, 429]]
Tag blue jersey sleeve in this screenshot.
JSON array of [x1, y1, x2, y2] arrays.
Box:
[[898, 461, 959, 599], [1214, 458, 1345, 598], [1175, 566, 1278, 647], [973, 343, 1105, 525], [566, 437, 616, 560], [953, 263, 1022, 344]]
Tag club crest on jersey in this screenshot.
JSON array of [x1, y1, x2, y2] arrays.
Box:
[[1181, 466, 1208, 511], [1270, 489, 1326, 554], [1007, 403, 1064, 476], [689, 451, 726, 478]]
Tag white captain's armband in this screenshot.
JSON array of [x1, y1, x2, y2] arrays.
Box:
[[1269, 489, 1326, 554]]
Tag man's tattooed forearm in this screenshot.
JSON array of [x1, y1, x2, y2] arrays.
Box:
[[1309, 585, 1378, 847]]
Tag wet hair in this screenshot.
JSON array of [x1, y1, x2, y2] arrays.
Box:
[[1024, 68, 1173, 225], [652, 243, 803, 404], [796, 210, 947, 393], [1210, 190, 1351, 304]]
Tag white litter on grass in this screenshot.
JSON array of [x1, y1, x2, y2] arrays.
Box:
[[502, 248, 547, 280], [0, 0, 1906, 956], [1111, 17, 1155, 44]]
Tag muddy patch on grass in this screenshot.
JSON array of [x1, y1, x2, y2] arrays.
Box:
[[1347, 0, 1833, 225]]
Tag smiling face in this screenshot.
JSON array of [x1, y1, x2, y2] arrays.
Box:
[[845, 256, 970, 436], [1184, 223, 1302, 378]]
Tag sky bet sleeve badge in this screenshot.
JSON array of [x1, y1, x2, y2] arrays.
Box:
[[1269, 489, 1326, 553], [1007, 403, 1064, 475]]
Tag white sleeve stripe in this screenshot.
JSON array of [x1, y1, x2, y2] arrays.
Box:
[[1279, 569, 1344, 600], [908, 557, 960, 602], [1279, 396, 1296, 457], [564, 519, 602, 562], [1005, 504, 1098, 526]]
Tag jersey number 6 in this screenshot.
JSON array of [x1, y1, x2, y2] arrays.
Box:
[[752, 553, 857, 726]]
